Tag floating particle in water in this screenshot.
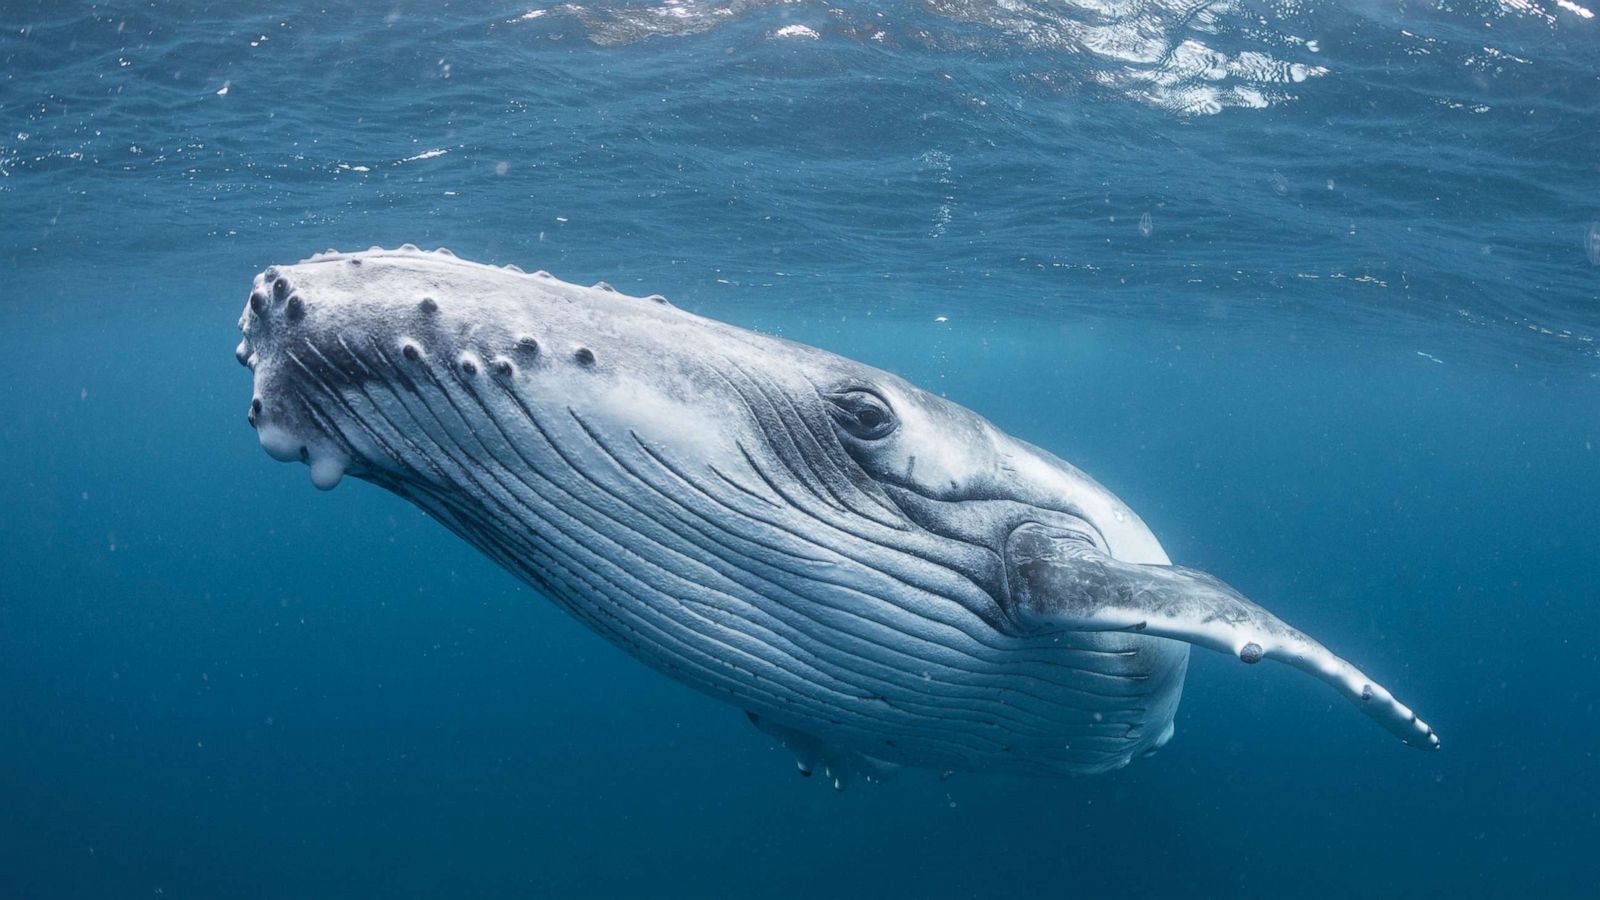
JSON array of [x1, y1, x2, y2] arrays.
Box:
[[1139, 212, 1153, 237], [1586, 222, 1600, 265]]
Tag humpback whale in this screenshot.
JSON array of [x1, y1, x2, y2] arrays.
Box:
[[235, 245, 1438, 785]]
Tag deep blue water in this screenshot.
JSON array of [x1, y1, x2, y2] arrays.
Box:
[[2, 2, 1598, 897]]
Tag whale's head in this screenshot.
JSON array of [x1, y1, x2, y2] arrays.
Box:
[[236, 245, 1168, 571]]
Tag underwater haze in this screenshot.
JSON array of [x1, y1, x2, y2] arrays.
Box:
[[2, 1, 1598, 897]]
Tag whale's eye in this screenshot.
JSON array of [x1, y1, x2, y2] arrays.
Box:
[[825, 389, 897, 441]]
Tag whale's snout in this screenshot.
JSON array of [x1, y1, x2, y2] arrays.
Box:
[[236, 252, 448, 491], [236, 263, 358, 490], [235, 245, 628, 495]]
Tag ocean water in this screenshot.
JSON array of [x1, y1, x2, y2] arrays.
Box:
[[2, 1, 1598, 897]]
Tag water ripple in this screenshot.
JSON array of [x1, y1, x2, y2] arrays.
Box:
[[0, 1, 1596, 368]]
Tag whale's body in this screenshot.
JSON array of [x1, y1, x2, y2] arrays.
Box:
[[236, 246, 1437, 783]]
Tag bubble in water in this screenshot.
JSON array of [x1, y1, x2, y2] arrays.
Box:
[[1139, 212, 1153, 237]]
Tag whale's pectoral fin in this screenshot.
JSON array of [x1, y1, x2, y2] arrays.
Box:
[[1004, 523, 1440, 751], [745, 711, 899, 790]]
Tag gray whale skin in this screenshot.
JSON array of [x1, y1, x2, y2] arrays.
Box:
[[235, 245, 1439, 787]]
